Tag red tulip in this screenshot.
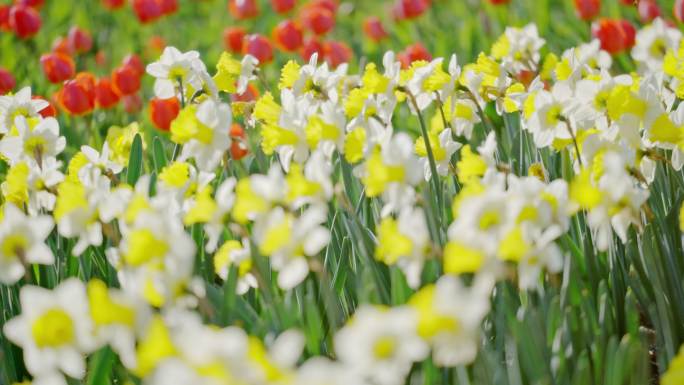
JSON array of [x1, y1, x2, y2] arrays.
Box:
[[0, 67, 15, 95], [132, 0, 163, 23], [112, 65, 142, 96], [243, 34, 273, 64], [638, 0, 660, 23], [15, 0, 44, 8], [300, 4, 335, 35], [9, 5, 41, 39], [488, 0, 510, 4], [573, 0, 600, 21], [95, 51, 108, 68], [271, 0, 296, 14], [230, 123, 249, 160], [95, 77, 121, 109], [40, 52, 75, 84], [301, 37, 324, 61], [33, 95, 56, 117], [310, 0, 337, 13], [231, 83, 260, 102], [228, 0, 259, 20], [272, 19, 303, 52], [620, 0, 634, 5], [67, 26, 93, 54], [392, 0, 428, 20], [591, 18, 635, 54], [398, 42, 431, 68], [363, 17, 388, 42], [223, 27, 246, 53], [102, 0, 126, 10], [675, 0, 684, 23], [160, 0, 178, 14], [147, 35, 166, 54], [52, 36, 73, 56], [122, 54, 145, 77], [324, 40, 352, 68], [149, 97, 180, 131], [122, 94, 143, 114], [0, 5, 12, 32], [59, 73, 96, 115]]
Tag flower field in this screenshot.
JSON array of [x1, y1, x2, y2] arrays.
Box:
[[3, 0, 684, 384]]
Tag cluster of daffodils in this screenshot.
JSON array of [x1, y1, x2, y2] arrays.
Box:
[[4, 17, 684, 385]]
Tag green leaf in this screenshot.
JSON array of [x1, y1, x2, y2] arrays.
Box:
[[126, 134, 143, 185]]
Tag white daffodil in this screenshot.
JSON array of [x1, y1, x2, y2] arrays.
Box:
[[335, 305, 429, 385], [295, 357, 370, 385], [0, 87, 48, 134], [185, 176, 236, 252], [408, 274, 494, 366], [375, 207, 430, 288], [26, 157, 65, 215], [253, 205, 330, 290], [0, 115, 65, 166], [78, 143, 124, 188], [492, 23, 545, 74], [416, 128, 461, 180], [0, 204, 54, 284], [87, 279, 149, 369], [232, 165, 286, 225], [3, 279, 97, 385], [214, 238, 257, 294], [284, 150, 334, 210], [176, 99, 232, 171], [111, 208, 196, 308], [53, 178, 107, 256], [632, 18, 682, 72], [146, 46, 206, 99], [356, 132, 423, 216]]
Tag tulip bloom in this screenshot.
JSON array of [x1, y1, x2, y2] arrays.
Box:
[[591, 18, 635, 54], [40, 52, 76, 84], [223, 27, 246, 53], [122, 94, 143, 114], [324, 40, 352, 68], [51, 36, 73, 55], [301, 38, 324, 62], [230, 123, 249, 160], [271, 0, 296, 14], [60, 73, 96, 115], [300, 4, 335, 35], [574, 0, 600, 21], [0, 67, 15, 95], [488, 0, 510, 4], [363, 17, 388, 42], [273, 19, 304, 52], [122, 54, 145, 77], [228, 0, 259, 20], [102, 0, 126, 10], [398, 42, 431, 68], [132, 0, 163, 23], [392, 0, 428, 20], [637, 0, 660, 23], [231, 83, 260, 103], [675, 0, 684, 23], [95, 77, 121, 109], [67, 26, 93, 54], [33, 95, 56, 117], [9, 5, 41, 39], [15, 0, 45, 8], [112, 65, 142, 96], [0, 5, 11, 32], [149, 97, 180, 131], [244, 34, 273, 64]]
